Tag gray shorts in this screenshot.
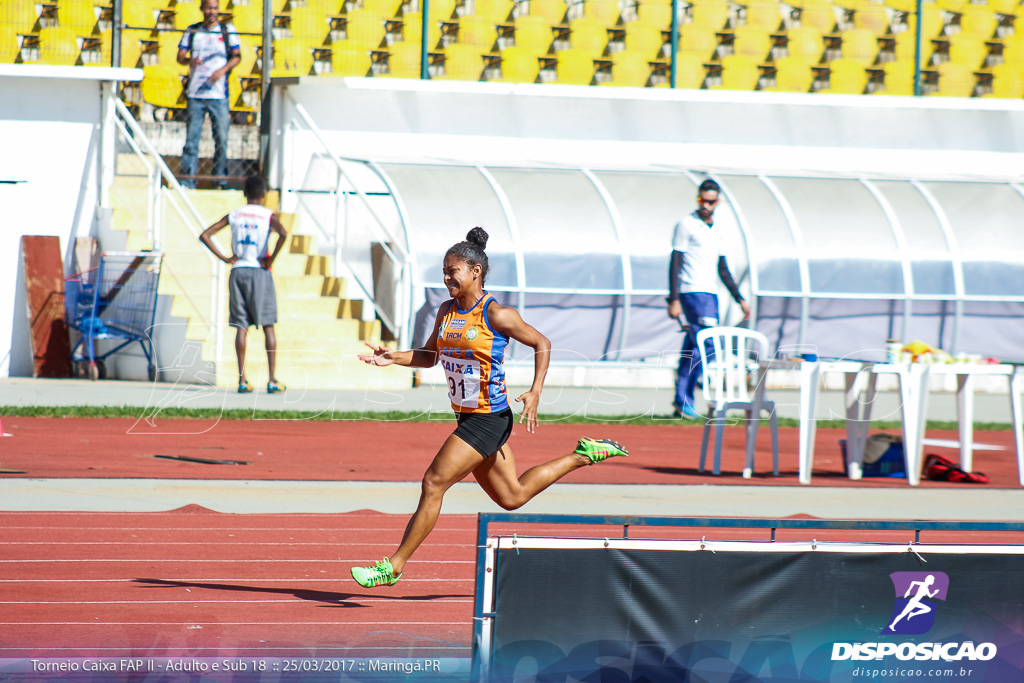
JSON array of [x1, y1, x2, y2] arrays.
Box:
[[229, 267, 278, 329]]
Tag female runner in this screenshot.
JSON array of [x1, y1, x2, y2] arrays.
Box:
[[351, 227, 628, 587]]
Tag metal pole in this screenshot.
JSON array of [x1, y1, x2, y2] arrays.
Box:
[[259, 0, 274, 173], [669, 0, 680, 88], [913, 0, 923, 96], [111, 0, 122, 67], [421, 0, 430, 79]]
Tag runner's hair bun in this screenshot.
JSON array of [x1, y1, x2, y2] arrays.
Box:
[[466, 227, 488, 251]]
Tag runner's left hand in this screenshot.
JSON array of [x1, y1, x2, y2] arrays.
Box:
[[515, 390, 540, 434]]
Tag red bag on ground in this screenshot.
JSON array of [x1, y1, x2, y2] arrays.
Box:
[[923, 454, 989, 484]]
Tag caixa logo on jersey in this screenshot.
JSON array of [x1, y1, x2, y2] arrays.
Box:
[[832, 572, 998, 662]]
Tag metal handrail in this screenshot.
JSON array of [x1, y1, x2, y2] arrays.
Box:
[[283, 93, 409, 339], [112, 98, 225, 373]]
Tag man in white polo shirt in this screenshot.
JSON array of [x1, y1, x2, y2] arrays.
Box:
[[177, 0, 240, 189], [668, 179, 750, 419]]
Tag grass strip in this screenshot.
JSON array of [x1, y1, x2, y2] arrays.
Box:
[[0, 405, 1012, 432]]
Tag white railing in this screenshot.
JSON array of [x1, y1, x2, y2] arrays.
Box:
[[112, 98, 225, 373], [282, 93, 410, 346]]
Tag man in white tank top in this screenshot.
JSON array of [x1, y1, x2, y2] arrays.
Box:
[[200, 175, 288, 394]]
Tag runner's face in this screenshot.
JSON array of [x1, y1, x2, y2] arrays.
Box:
[[697, 190, 719, 220], [442, 256, 479, 298]]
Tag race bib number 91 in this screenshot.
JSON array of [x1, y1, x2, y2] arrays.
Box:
[[441, 355, 481, 409]]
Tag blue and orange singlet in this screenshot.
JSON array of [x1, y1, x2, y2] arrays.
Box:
[[436, 294, 509, 414]]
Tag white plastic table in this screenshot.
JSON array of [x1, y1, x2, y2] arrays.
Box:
[[749, 360, 1024, 487]]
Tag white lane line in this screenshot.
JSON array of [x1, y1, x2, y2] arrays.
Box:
[[1, 622, 467, 626], [0, 599, 473, 604], [0, 581, 471, 585], [0, 561, 473, 565], [0, 542, 469, 547]]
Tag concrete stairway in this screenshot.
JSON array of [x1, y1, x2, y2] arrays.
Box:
[[102, 164, 409, 392]]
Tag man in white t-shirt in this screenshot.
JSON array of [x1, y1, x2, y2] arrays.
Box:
[[177, 0, 240, 189], [199, 175, 288, 394], [667, 179, 750, 419]]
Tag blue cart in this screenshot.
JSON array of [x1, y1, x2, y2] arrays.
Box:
[[65, 251, 164, 381]]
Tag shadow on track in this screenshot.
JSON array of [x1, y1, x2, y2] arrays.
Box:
[[133, 578, 470, 608]]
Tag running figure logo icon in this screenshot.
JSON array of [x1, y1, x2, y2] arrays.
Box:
[[882, 572, 950, 635]]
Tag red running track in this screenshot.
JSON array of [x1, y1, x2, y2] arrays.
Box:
[[0, 507, 476, 660], [0, 417, 1020, 487]]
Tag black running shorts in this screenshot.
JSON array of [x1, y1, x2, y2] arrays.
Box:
[[453, 408, 514, 458]]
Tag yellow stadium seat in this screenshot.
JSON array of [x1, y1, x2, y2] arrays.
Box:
[[58, 0, 98, 37], [568, 16, 608, 55], [401, 12, 443, 47], [853, 2, 891, 35], [679, 24, 719, 59], [119, 28, 147, 67], [122, 0, 157, 29], [691, 0, 732, 30], [1003, 33, 1024, 63], [312, 0, 344, 12], [386, 40, 427, 77], [820, 57, 868, 92], [636, 0, 673, 28], [624, 21, 665, 58], [514, 15, 554, 53], [344, 9, 387, 48], [82, 29, 112, 66], [799, 0, 837, 33], [157, 31, 188, 73], [936, 0, 966, 12], [529, 0, 568, 25], [987, 62, 1024, 97], [894, 29, 933, 63], [271, 36, 314, 75], [583, 0, 621, 26], [875, 58, 914, 93], [141, 64, 184, 108], [934, 60, 975, 95], [231, 4, 264, 34], [36, 26, 79, 64], [360, 0, 403, 16], [986, 0, 1019, 14], [427, 0, 458, 19], [328, 40, 372, 75], [906, 4, 943, 39], [0, 25, 20, 63], [841, 27, 879, 64], [884, 0, 919, 12], [715, 52, 760, 88], [457, 15, 498, 51], [498, 44, 541, 81], [474, 0, 514, 22], [4, 0, 39, 34], [438, 42, 484, 79], [608, 49, 652, 85], [669, 50, 708, 87], [174, 3, 204, 31], [291, 7, 329, 42], [553, 47, 595, 83], [765, 54, 814, 91], [948, 32, 988, 68], [958, 6, 998, 39], [733, 24, 772, 61], [238, 35, 261, 75], [743, 1, 783, 31], [785, 25, 824, 61]]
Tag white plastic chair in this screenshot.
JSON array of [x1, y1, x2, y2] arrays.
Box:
[[696, 326, 779, 477]]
